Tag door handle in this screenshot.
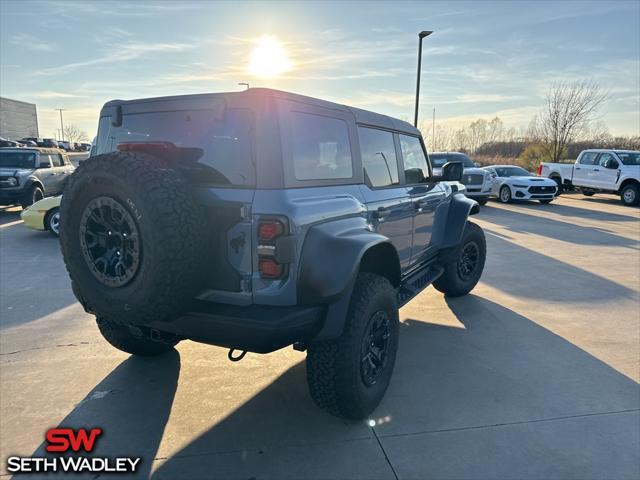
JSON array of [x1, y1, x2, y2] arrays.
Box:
[[373, 207, 390, 219]]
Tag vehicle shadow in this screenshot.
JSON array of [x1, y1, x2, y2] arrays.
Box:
[[479, 229, 637, 302], [26, 350, 181, 480], [148, 296, 639, 479], [479, 203, 639, 249]]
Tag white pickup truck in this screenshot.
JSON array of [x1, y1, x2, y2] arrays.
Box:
[[538, 149, 640, 206]]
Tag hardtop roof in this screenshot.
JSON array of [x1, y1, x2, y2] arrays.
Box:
[[0, 147, 65, 154], [102, 88, 420, 136]]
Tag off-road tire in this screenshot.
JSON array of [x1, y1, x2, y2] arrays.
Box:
[[499, 185, 512, 203], [620, 184, 639, 206], [434, 221, 486, 297], [45, 208, 60, 236], [96, 316, 178, 356], [22, 185, 44, 208], [59, 151, 205, 325], [306, 273, 399, 420]]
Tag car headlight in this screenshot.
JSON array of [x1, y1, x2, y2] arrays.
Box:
[[512, 184, 528, 188], [7, 177, 18, 186]]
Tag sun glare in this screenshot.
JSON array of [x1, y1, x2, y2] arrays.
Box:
[[249, 36, 292, 78]]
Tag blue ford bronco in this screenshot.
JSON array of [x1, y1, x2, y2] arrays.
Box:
[[59, 88, 486, 419]]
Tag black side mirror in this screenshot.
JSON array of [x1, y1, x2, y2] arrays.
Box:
[[441, 161, 463, 182], [605, 159, 619, 169], [405, 168, 425, 184]]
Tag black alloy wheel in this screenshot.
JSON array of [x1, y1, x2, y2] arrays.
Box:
[[360, 310, 392, 387]]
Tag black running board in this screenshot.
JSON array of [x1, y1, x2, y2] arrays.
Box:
[[397, 263, 444, 307]]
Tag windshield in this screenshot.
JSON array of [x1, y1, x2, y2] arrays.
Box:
[[0, 151, 36, 169], [494, 166, 532, 177], [430, 153, 475, 168], [616, 152, 640, 166]]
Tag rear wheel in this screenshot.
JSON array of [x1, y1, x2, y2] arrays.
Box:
[[499, 185, 512, 203], [434, 221, 486, 297], [96, 316, 178, 356], [306, 273, 399, 420], [45, 208, 60, 236], [621, 184, 639, 206], [551, 176, 563, 195]]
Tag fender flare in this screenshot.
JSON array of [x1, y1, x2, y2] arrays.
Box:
[[24, 177, 45, 195], [297, 216, 400, 340], [433, 193, 478, 250]]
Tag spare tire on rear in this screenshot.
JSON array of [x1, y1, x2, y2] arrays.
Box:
[[59, 151, 205, 325]]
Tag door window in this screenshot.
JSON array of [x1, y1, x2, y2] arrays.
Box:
[[399, 135, 429, 183], [38, 154, 52, 167], [597, 153, 617, 168], [51, 154, 64, 167], [358, 127, 399, 188], [291, 112, 353, 180], [578, 152, 598, 165]]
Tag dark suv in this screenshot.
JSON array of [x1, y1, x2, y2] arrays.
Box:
[[0, 148, 74, 207], [59, 89, 486, 419]]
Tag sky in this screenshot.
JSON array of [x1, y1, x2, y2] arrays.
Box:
[[1, 0, 639, 140]]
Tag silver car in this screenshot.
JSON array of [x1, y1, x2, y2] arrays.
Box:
[[430, 152, 492, 205]]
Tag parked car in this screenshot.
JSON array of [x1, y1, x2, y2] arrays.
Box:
[[0, 137, 22, 148], [539, 149, 640, 206], [59, 88, 486, 420], [57, 140, 71, 151], [20, 195, 61, 236], [484, 165, 557, 204], [42, 138, 59, 148], [430, 152, 492, 205], [0, 148, 75, 207]]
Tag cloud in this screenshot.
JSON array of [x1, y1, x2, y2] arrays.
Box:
[[17, 91, 88, 99], [35, 42, 195, 76], [10, 33, 55, 52]]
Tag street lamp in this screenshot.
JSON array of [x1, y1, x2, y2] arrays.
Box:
[[238, 82, 250, 90], [55, 108, 66, 141], [414, 30, 433, 127]]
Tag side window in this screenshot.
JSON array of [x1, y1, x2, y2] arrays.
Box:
[[358, 127, 399, 188], [579, 152, 598, 165], [399, 135, 429, 183], [597, 153, 615, 167], [38, 154, 52, 167], [290, 112, 353, 181], [51, 154, 64, 167]]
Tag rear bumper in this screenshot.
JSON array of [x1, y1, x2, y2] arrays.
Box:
[[149, 301, 324, 353]]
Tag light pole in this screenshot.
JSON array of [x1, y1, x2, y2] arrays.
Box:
[[55, 108, 66, 141], [414, 30, 433, 128], [238, 82, 250, 90]]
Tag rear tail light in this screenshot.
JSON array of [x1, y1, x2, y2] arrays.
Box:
[[536, 164, 543, 176], [257, 218, 288, 280], [259, 258, 284, 279]]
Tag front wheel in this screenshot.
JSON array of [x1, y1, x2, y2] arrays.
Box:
[[45, 208, 60, 236], [434, 221, 486, 297], [499, 185, 512, 203], [22, 185, 44, 208], [96, 316, 179, 356], [306, 273, 399, 420], [621, 184, 639, 206]]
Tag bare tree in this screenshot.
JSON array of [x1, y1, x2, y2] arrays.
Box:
[[534, 80, 608, 162], [62, 124, 89, 143]]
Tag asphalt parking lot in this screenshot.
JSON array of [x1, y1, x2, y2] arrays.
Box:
[[1, 194, 639, 479]]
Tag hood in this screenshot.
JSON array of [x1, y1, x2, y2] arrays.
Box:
[[507, 176, 556, 185], [0, 168, 34, 177]]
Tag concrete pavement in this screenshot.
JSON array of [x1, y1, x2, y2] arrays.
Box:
[[1, 193, 639, 479]]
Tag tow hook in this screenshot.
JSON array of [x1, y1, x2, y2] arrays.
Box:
[[228, 349, 247, 362]]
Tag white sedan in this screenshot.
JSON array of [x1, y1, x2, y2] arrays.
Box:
[[484, 165, 558, 204]]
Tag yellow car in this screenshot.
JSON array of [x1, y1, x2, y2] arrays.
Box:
[[20, 195, 61, 236]]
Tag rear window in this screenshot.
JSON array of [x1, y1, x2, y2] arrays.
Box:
[[290, 112, 353, 181], [102, 108, 256, 187]]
